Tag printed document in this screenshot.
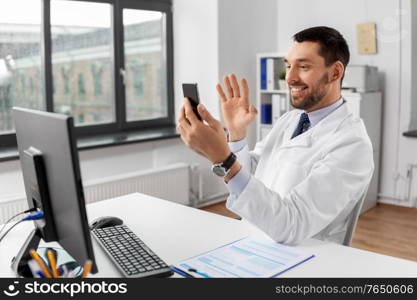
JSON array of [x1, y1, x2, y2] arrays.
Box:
[[172, 237, 314, 278]]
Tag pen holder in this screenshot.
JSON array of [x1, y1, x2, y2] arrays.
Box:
[[14, 247, 83, 278], [37, 247, 84, 278], [11, 228, 86, 278]]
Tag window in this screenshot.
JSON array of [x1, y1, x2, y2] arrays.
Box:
[[0, 0, 43, 135], [123, 9, 167, 122], [51, 0, 114, 126], [0, 0, 173, 148]]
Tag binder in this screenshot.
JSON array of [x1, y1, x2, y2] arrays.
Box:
[[266, 58, 276, 90], [261, 104, 272, 124], [260, 58, 267, 90], [272, 94, 281, 123]]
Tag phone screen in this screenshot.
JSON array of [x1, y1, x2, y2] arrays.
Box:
[[182, 83, 202, 120]]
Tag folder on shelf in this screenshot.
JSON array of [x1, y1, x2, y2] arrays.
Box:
[[260, 58, 267, 90], [266, 58, 276, 90], [272, 94, 281, 123], [261, 104, 272, 124], [171, 237, 315, 278]]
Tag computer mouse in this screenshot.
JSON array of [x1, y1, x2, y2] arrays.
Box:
[[90, 216, 123, 230]]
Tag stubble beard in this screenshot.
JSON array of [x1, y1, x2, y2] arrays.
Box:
[[290, 73, 330, 111]]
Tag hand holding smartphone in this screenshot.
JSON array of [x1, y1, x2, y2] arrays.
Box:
[[182, 83, 202, 121]]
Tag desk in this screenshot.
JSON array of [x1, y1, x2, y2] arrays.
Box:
[[1, 193, 417, 277]]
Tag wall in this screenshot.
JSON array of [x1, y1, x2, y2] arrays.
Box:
[[173, 0, 220, 119], [396, 0, 417, 206], [409, 0, 417, 130], [276, 0, 417, 207], [218, 0, 278, 148]]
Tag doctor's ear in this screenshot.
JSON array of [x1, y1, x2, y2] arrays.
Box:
[[331, 61, 344, 83]]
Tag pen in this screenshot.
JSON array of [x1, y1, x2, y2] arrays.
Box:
[[61, 265, 69, 278], [47, 249, 59, 278], [29, 249, 52, 278], [36, 271, 45, 278], [188, 268, 210, 278], [81, 259, 93, 278], [170, 266, 195, 278]]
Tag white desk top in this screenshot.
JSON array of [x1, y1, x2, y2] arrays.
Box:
[[1, 193, 417, 277]]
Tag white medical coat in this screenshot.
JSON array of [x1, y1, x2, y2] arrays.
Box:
[[226, 102, 374, 245]]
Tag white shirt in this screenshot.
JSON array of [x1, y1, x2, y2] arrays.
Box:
[[224, 99, 374, 245]]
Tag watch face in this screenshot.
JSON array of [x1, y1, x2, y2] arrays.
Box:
[[212, 165, 227, 177]]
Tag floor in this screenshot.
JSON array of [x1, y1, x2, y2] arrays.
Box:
[[201, 202, 417, 262]]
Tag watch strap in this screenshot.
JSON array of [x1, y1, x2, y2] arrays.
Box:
[[221, 152, 236, 171]]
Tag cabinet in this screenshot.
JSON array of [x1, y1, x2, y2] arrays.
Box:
[[343, 91, 382, 213]]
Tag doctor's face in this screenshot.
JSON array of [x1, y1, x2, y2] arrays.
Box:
[[284, 41, 334, 111]]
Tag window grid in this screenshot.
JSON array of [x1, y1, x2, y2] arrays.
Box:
[[0, 0, 174, 147]]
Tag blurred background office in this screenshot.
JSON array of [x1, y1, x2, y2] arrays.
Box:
[[0, 0, 416, 261]]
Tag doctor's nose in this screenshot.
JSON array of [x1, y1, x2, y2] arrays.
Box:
[[286, 67, 300, 85]]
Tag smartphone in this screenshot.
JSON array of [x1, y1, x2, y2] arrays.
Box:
[[182, 83, 202, 120]]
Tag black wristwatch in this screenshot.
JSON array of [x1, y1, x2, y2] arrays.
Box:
[[211, 152, 236, 177]]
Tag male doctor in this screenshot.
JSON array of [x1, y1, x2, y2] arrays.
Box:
[[177, 26, 374, 245]]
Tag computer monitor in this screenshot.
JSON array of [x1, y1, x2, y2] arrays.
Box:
[[12, 107, 97, 276]]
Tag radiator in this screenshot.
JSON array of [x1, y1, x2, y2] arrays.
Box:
[[83, 163, 190, 205], [0, 196, 29, 224], [0, 163, 190, 224]]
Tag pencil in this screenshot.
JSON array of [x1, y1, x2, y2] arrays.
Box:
[[81, 259, 93, 278], [47, 249, 59, 278], [29, 249, 52, 278]]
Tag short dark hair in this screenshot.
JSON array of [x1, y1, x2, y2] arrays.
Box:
[[293, 26, 350, 82]]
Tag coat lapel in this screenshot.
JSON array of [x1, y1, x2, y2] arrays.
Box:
[[280, 101, 350, 149], [280, 111, 312, 149]]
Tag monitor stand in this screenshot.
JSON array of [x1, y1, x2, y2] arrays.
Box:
[[11, 228, 42, 277], [11, 228, 83, 278]]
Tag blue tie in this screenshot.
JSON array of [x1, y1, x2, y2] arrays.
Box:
[[291, 113, 310, 139]]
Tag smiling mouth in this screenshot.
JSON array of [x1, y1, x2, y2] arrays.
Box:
[[290, 86, 307, 91], [290, 86, 308, 97]]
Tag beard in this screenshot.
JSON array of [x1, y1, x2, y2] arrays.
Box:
[[290, 73, 330, 111]]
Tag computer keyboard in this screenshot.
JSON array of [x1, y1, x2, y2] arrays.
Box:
[[92, 225, 173, 278]]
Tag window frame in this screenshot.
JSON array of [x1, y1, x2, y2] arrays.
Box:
[[0, 0, 174, 146]]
